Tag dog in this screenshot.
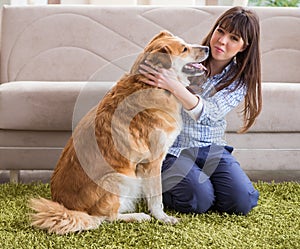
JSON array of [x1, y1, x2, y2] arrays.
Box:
[[29, 31, 209, 235]]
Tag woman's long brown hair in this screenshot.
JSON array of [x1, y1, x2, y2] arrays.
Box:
[[201, 6, 262, 133]]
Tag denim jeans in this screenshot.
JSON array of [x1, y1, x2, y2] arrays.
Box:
[[161, 145, 259, 215]]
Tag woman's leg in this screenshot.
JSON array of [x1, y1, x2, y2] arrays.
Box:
[[208, 146, 259, 215], [161, 148, 215, 214]]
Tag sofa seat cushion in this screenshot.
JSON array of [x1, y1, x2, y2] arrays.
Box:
[[0, 81, 114, 131], [1, 81, 299, 132], [226, 82, 300, 132]]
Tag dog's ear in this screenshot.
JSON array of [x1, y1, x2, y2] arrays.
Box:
[[145, 46, 172, 69], [147, 30, 173, 45], [140, 31, 173, 69], [129, 31, 173, 74]]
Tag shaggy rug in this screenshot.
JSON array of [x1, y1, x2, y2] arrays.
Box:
[[0, 181, 299, 249]]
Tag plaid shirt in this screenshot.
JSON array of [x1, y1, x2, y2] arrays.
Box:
[[168, 61, 246, 157]]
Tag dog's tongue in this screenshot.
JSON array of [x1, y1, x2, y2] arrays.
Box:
[[192, 63, 207, 71]]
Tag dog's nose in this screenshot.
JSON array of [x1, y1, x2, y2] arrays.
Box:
[[203, 46, 209, 53]]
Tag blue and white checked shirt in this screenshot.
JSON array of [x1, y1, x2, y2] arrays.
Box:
[[168, 61, 246, 157]]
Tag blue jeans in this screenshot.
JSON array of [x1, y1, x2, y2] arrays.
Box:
[[161, 145, 259, 215]]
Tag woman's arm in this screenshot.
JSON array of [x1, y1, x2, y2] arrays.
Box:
[[139, 63, 246, 124], [199, 83, 246, 124], [139, 63, 200, 111]]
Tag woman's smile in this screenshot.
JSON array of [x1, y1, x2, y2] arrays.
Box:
[[214, 46, 224, 54]]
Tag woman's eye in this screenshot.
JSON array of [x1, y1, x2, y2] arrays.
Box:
[[231, 36, 239, 41], [217, 28, 224, 34]]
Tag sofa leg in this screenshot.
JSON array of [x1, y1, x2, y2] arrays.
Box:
[[10, 170, 20, 183]]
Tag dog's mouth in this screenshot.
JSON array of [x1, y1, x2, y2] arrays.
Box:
[[182, 62, 207, 76]]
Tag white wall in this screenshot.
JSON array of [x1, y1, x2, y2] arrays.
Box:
[[7, 0, 248, 6]]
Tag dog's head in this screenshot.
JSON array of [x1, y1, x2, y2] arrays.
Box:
[[131, 31, 209, 87]]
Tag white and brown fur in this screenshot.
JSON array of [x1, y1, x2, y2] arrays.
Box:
[[29, 31, 209, 234]]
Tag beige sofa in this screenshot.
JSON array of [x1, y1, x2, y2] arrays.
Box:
[[0, 5, 299, 182]]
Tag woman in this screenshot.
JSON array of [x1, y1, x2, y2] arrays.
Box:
[[139, 6, 262, 215]]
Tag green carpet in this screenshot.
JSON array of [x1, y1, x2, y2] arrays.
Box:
[[0, 181, 299, 249]]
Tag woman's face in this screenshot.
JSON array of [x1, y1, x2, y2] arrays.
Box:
[[210, 25, 246, 64]]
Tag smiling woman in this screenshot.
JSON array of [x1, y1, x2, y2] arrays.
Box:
[[139, 6, 262, 216], [207, 27, 246, 76]]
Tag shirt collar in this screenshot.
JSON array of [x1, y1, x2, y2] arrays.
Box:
[[210, 60, 235, 82], [200, 60, 236, 97]]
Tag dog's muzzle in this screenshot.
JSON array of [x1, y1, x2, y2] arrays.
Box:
[[182, 62, 207, 76]]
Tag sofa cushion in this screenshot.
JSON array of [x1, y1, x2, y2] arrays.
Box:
[[0, 81, 114, 131], [1, 81, 299, 132], [226, 82, 300, 132]]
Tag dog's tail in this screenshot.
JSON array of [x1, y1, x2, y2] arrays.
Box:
[[29, 197, 104, 235]]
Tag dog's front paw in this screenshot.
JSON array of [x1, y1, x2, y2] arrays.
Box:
[[161, 214, 179, 224], [135, 212, 152, 222], [117, 212, 151, 222], [152, 211, 179, 224]]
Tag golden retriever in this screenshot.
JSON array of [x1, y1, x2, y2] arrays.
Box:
[[29, 31, 209, 234]]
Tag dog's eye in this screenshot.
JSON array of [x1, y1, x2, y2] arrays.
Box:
[[182, 47, 188, 53]]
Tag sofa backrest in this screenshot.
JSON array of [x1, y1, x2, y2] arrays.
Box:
[[1, 5, 299, 84]]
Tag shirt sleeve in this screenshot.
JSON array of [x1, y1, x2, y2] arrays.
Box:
[[199, 83, 246, 124], [184, 95, 204, 121]]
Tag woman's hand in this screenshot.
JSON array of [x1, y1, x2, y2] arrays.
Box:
[[139, 61, 181, 93], [138, 61, 201, 111]]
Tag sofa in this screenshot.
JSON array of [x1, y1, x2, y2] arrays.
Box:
[[0, 5, 299, 183]]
